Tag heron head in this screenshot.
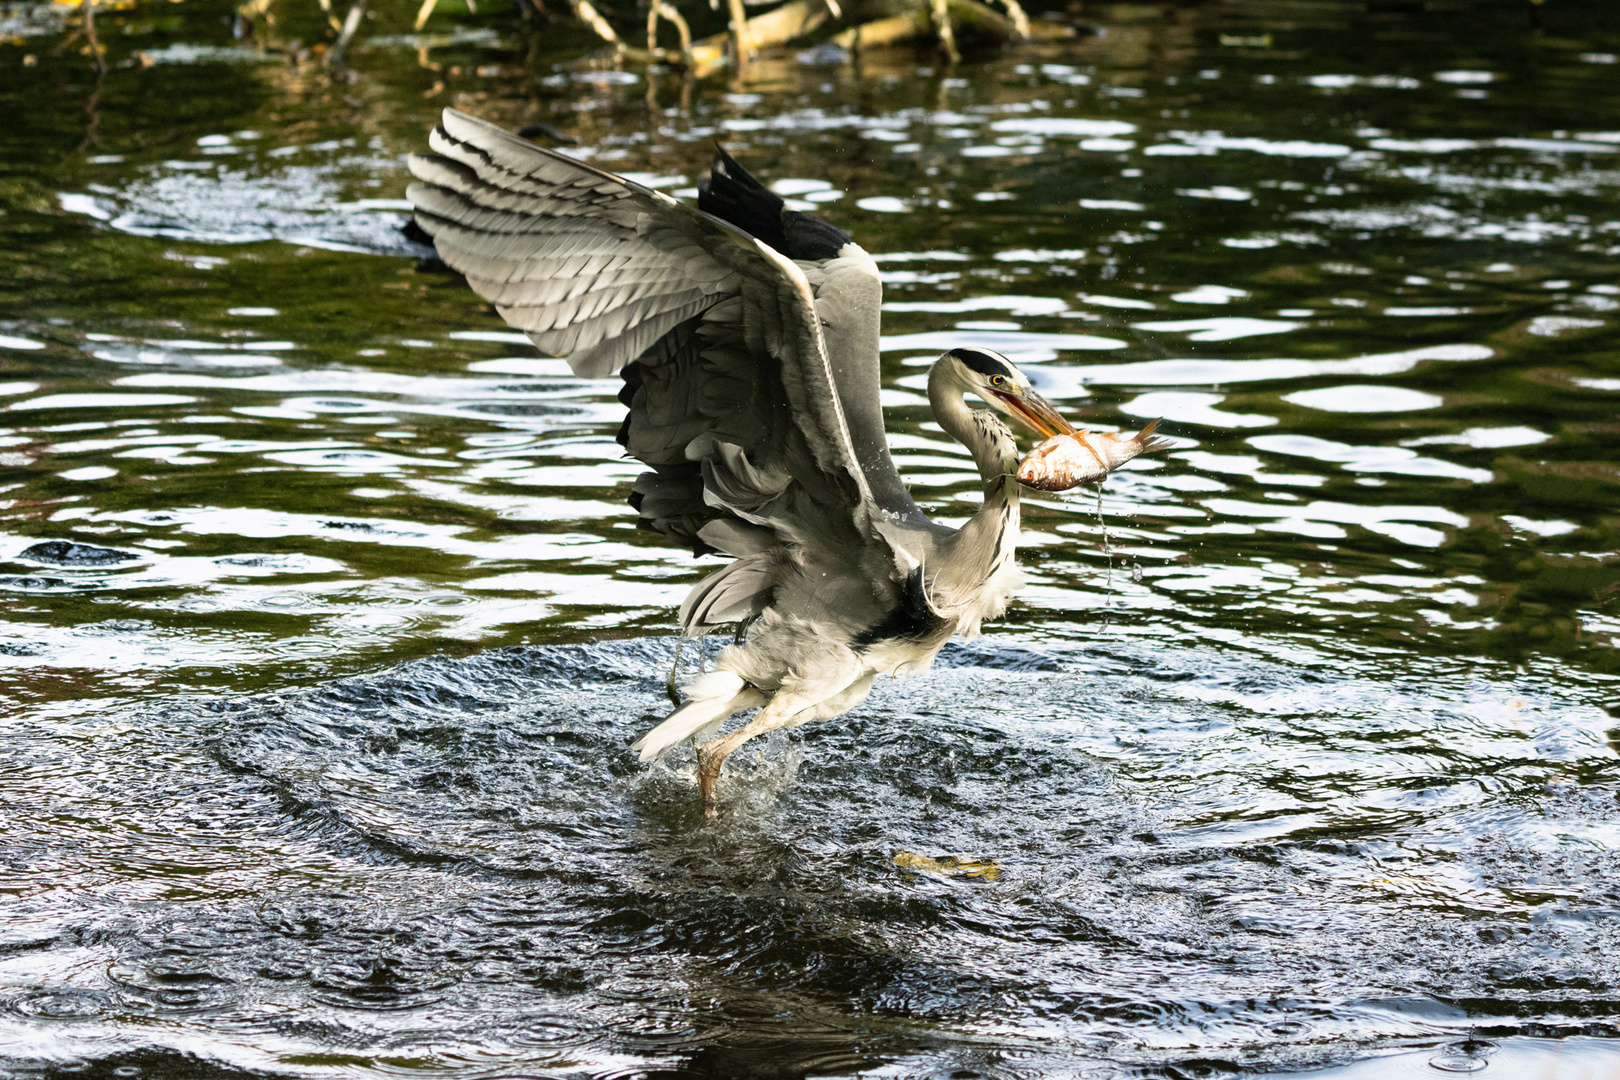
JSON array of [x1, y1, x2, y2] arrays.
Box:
[[941, 347, 1075, 438]]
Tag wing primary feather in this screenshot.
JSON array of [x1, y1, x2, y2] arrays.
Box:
[[409, 109, 922, 635]]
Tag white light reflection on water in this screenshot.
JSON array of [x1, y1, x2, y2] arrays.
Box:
[[1283, 385, 1445, 413]]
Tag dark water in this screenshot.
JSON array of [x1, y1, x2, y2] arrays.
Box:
[[2, 0, 1619, 1075]]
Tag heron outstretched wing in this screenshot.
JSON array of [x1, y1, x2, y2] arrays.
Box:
[[407, 108, 915, 634]]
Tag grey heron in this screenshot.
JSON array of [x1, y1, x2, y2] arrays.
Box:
[[407, 109, 1164, 814]]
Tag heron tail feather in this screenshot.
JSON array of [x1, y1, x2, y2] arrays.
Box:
[[632, 669, 764, 762], [698, 148, 787, 252]]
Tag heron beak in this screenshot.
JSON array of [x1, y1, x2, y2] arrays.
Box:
[[995, 388, 1075, 438]]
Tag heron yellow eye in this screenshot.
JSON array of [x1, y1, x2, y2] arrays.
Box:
[[990, 375, 1005, 387]]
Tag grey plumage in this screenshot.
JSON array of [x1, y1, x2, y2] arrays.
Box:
[[408, 108, 1132, 814]]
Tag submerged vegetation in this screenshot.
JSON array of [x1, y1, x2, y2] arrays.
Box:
[[42, 0, 1079, 77]]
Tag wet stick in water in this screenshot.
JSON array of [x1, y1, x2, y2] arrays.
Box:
[[727, 0, 750, 72], [325, 0, 365, 68], [892, 851, 1001, 881], [666, 634, 683, 706], [80, 0, 102, 71], [928, 0, 960, 63]]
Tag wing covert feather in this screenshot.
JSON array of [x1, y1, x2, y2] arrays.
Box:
[[408, 108, 911, 633]]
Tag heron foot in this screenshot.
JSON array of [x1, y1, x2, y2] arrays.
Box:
[[697, 744, 725, 819], [690, 683, 846, 821], [695, 723, 752, 820]]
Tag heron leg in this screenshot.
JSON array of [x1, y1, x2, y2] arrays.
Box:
[[696, 713, 771, 815], [697, 672, 874, 817], [665, 634, 684, 707]]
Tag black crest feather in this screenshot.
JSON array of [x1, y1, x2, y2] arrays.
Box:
[[948, 347, 1017, 379]]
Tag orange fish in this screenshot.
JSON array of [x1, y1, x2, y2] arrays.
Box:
[[1016, 420, 1170, 491]]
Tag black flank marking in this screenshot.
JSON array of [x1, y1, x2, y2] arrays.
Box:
[[400, 217, 435, 247], [616, 364, 642, 408], [853, 568, 950, 650], [615, 363, 643, 448]]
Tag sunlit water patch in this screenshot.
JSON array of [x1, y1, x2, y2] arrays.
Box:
[[60, 135, 426, 255]]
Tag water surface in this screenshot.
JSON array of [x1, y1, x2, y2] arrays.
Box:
[[1, 0, 1618, 1075]]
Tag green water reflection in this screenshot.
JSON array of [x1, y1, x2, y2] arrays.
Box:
[[3, 3, 1616, 699]]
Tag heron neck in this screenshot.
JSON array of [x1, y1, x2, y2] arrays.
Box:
[[928, 361, 1021, 487], [926, 362, 1023, 617]]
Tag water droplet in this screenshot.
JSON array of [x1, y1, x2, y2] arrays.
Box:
[[1429, 1041, 1494, 1072], [1131, 561, 1143, 583], [1428, 1054, 1487, 1072]]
